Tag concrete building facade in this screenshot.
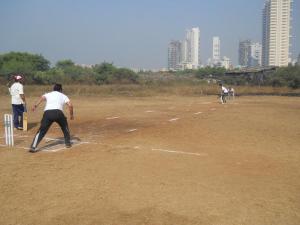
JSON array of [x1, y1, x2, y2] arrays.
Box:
[[249, 42, 262, 67], [212, 36, 221, 62], [182, 27, 201, 69], [262, 0, 292, 67], [239, 40, 252, 67], [168, 40, 182, 71]]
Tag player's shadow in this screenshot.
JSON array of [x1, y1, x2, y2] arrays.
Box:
[[37, 136, 81, 152], [28, 122, 39, 131]]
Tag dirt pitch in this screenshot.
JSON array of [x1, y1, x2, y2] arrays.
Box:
[[0, 95, 300, 225]]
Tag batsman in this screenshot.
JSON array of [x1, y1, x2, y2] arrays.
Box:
[[7, 75, 27, 130]]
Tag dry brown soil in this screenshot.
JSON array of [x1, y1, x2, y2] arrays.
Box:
[[0, 95, 300, 225]]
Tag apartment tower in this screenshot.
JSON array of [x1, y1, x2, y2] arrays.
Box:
[[262, 0, 292, 67], [212, 36, 221, 62], [168, 41, 182, 71], [182, 27, 201, 69]]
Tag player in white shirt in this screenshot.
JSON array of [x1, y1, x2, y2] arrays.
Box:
[[7, 75, 27, 129], [29, 84, 74, 153], [219, 83, 228, 104], [229, 87, 235, 99]]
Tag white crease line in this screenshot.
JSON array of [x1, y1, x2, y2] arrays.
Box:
[[194, 112, 203, 115], [169, 118, 179, 122], [45, 137, 89, 143], [40, 142, 86, 152], [127, 129, 138, 132], [0, 134, 29, 138], [106, 117, 119, 120], [151, 148, 207, 157], [0, 144, 29, 150], [0, 140, 89, 152]]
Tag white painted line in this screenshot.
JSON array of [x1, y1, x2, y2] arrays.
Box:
[[0, 134, 29, 138], [127, 129, 138, 132], [0, 144, 30, 150], [40, 142, 87, 152], [41, 147, 67, 152], [45, 137, 90, 144], [45, 137, 62, 142], [145, 110, 154, 113], [0, 140, 89, 152], [151, 148, 207, 157], [169, 118, 179, 122], [194, 112, 203, 115], [106, 117, 120, 120]]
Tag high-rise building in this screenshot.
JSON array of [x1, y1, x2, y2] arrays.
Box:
[[239, 40, 251, 67], [168, 40, 182, 71], [212, 36, 221, 62], [249, 43, 262, 67], [168, 27, 201, 70], [182, 27, 201, 69], [239, 40, 262, 67], [262, 0, 292, 67], [221, 56, 232, 69]]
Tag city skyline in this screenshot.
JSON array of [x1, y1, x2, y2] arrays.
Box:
[[0, 0, 299, 69]]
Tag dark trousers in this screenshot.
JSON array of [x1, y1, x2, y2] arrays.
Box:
[[31, 110, 71, 149], [12, 104, 24, 128], [221, 93, 228, 103]]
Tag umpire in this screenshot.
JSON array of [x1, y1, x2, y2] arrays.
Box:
[[29, 84, 74, 153]]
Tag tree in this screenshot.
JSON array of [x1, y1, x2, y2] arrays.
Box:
[[56, 60, 75, 69], [0, 52, 50, 80]]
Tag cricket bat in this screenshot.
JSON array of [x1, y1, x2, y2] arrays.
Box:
[[23, 106, 28, 131]]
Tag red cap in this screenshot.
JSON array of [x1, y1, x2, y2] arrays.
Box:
[[14, 75, 23, 80]]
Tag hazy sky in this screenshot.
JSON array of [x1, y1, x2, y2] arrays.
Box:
[[0, 0, 299, 69]]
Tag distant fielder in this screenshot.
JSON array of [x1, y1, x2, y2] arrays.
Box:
[[29, 84, 74, 153], [228, 87, 235, 100]]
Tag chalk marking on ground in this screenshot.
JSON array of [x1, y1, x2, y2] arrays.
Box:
[[127, 129, 138, 133], [45, 137, 90, 144], [169, 118, 179, 122], [194, 112, 203, 115], [41, 142, 85, 152], [0, 134, 29, 138], [151, 148, 207, 157], [0, 144, 29, 150], [106, 117, 120, 120]]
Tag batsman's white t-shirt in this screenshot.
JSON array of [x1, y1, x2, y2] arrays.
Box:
[[222, 86, 228, 93], [43, 91, 70, 111], [9, 82, 24, 105]]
